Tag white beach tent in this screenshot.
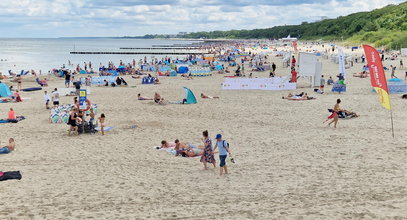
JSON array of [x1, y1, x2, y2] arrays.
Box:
[[298, 52, 322, 87]]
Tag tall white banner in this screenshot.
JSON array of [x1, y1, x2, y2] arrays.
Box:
[[338, 47, 345, 77]]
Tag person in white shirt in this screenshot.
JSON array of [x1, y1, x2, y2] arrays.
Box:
[[51, 88, 60, 107], [43, 91, 50, 109]]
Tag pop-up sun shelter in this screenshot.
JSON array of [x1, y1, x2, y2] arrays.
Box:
[[183, 87, 197, 104], [0, 82, 12, 97]]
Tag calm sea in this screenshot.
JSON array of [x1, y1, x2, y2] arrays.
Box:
[[0, 38, 200, 75]]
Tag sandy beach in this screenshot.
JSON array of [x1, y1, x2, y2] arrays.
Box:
[[1, 43, 407, 219]]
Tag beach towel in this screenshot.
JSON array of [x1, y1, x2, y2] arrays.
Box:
[[0, 171, 22, 181], [0, 116, 26, 123]]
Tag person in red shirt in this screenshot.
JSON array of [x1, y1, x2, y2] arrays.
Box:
[[291, 56, 296, 68]]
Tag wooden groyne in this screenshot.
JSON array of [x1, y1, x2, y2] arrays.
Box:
[[70, 51, 207, 55], [120, 47, 204, 50], [152, 45, 202, 48]]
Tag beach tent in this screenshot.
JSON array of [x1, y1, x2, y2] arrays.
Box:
[[183, 87, 197, 104], [178, 66, 189, 74], [0, 82, 12, 97]]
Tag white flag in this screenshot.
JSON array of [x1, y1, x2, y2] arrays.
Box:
[[338, 47, 345, 77]]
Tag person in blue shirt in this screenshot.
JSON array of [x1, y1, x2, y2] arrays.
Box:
[[213, 134, 233, 175]]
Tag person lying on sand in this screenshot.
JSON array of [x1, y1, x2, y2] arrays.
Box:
[[0, 138, 16, 154], [201, 93, 219, 99], [160, 140, 176, 149], [154, 92, 165, 105], [282, 93, 314, 100], [353, 71, 369, 78], [181, 73, 193, 80], [138, 93, 153, 100]]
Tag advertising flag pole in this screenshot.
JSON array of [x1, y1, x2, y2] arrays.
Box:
[[390, 110, 395, 138]]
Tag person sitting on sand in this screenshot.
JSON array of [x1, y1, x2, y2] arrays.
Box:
[[41, 78, 48, 86], [201, 93, 219, 99], [154, 77, 160, 84], [154, 92, 165, 104], [174, 139, 203, 157], [138, 93, 153, 100], [7, 108, 16, 120], [13, 90, 22, 102], [120, 77, 128, 86], [327, 76, 334, 85], [0, 138, 16, 154]]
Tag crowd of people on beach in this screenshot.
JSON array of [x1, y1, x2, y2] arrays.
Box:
[[2, 40, 406, 181]]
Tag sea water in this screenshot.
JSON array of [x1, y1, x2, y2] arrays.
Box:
[[0, 38, 200, 75]]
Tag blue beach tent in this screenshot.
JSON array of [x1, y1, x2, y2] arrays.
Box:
[[0, 82, 12, 97]]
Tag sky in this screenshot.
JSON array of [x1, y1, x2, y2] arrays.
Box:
[[0, 0, 404, 38]]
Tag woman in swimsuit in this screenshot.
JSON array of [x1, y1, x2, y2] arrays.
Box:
[[68, 107, 79, 136], [16, 75, 22, 90]]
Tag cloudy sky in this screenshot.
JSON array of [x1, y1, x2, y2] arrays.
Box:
[[0, 0, 404, 38]]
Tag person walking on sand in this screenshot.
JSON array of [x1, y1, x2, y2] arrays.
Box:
[[43, 91, 50, 109], [213, 134, 233, 175], [52, 88, 60, 107], [327, 99, 342, 128], [200, 130, 216, 170], [390, 65, 396, 78], [98, 113, 106, 135]]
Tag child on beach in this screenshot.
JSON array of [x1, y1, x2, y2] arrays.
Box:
[[43, 91, 50, 109], [98, 113, 106, 135]]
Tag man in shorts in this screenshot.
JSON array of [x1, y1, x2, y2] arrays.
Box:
[[213, 134, 233, 175], [51, 88, 60, 107]]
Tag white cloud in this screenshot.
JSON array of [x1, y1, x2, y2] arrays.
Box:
[[0, 0, 404, 37]]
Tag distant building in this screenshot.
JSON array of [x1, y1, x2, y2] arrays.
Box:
[[178, 32, 187, 36]]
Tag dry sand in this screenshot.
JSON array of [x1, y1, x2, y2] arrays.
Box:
[[1, 43, 407, 219]]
